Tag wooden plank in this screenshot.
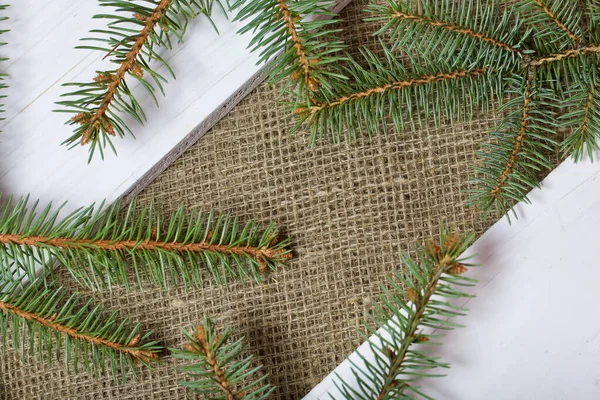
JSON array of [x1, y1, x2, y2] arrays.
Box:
[[0, 0, 352, 208], [305, 153, 600, 399]]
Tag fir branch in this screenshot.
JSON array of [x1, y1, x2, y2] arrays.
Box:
[[297, 46, 501, 144], [368, 0, 528, 69], [232, 0, 348, 101], [331, 230, 477, 400], [585, 0, 600, 43], [528, 0, 582, 43], [527, 44, 600, 67], [0, 277, 161, 380], [305, 68, 489, 115], [559, 64, 600, 162], [0, 196, 292, 291], [516, 0, 583, 54], [490, 79, 534, 200], [172, 318, 274, 399], [57, 0, 225, 161], [467, 74, 558, 218], [275, 0, 315, 90]]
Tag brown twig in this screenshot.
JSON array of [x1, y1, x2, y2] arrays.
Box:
[[530, 0, 581, 43], [0, 233, 291, 269], [581, 87, 594, 136], [80, 0, 172, 145], [0, 302, 157, 362], [528, 44, 600, 67], [391, 11, 521, 55], [300, 68, 487, 117], [187, 325, 243, 400], [276, 0, 318, 91], [490, 79, 533, 199], [374, 237, 464, 399]]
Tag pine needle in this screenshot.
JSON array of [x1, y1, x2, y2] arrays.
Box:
[[0, 276, 162, 381], [232, 0, 349, 102], [0, 195, 292, 291], [331, 229, 477, 400], [172, 318, 274, 399], [56, 0, 226, 161]]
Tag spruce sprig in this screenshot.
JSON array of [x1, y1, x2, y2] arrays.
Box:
[[172, 318, 274, 399], [264, 0, 600, 217], [559, 64, 600, 162], [0, 277, 162, 381], [331, 230, 477, 400], [0, 196, 292, 292], [56, 0, 225, 161], [515, 0, 584, 53], [466, 73, 558, 219], [231, 0, 349, 102], [367, 0, 531, 70], [296, 45, 502, 145]]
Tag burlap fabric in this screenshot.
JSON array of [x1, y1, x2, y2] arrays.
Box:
[[0, 1, 562, 399]]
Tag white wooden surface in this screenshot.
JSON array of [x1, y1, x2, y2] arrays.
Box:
[[0, 0, 351, 205], [306, 154, 600, 399], [0, 1, 263, 207]]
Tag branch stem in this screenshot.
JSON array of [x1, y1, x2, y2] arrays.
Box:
[[391, 11, 521, 55], [194, 326, 242, 400], [81, 0, 172, 144], [0, 301, 156, 361], [302, 68, 487, 116], [276, 0, 316, 90], [530, 0, 581, 43], [0, 233, 289, 266], [490, 79, 533, 199], [375, 252, 454, 399], [528, 45, 600, 66]]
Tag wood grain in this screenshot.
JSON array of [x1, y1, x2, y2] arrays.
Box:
[[0, 0, 352, 208]]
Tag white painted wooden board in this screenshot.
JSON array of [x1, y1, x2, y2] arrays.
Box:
[[0, 1, 258, 206], [306, 153, 600, 399], [0, 0, 351, 207]]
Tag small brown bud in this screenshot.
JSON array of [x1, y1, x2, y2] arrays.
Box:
[[414, 335, 430, 343], [80, 127, 93, 145], [291, 71, 299, 82], [183, 343, 199, 353], [386, 347, 398, 363], [94, 73, 113, 83], [71, 113, 87, 125], [102, 120, 115, 136], [257, 257, 268, 273], [444, 232, 460, 252], [448, 263, 468, 275], [269, 231, 280, 247], [193, 325, 206, 342], [307, 77, 318, 92], [133, 13, 146, 21], [390, 379, 408, 389], [48, 313, 58, 322], [425, 240, 441, 259], [406, 288, 417, 302], [127, 334, 141, 347], [131, 63, 144, 78], [294, 107, 307, 115]]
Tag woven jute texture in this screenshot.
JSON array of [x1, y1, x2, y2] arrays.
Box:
[[0, 1, 560, 399]]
